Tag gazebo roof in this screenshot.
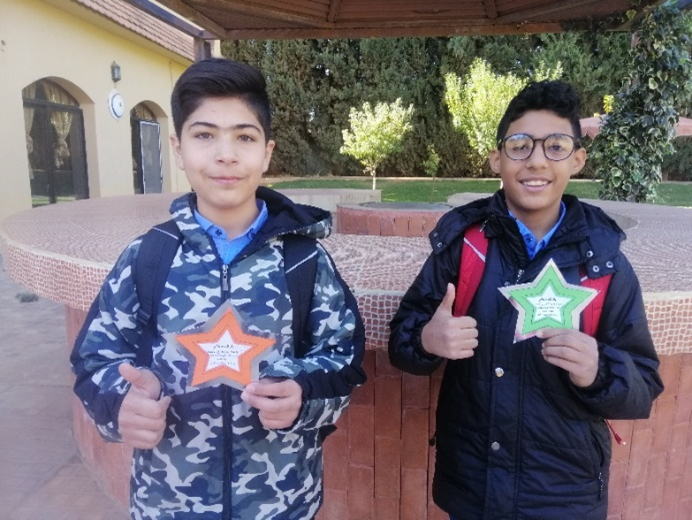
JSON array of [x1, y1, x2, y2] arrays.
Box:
[[127, 0, 665, 40]]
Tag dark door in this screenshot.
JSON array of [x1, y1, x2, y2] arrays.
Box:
[[24, 100, 88, 206], [132, 119, 162, 194]]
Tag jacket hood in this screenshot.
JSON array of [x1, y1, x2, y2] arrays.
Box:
[[169, 187, 332, 245], [255, 186, 332, 240], [430, 190, 625, 269]]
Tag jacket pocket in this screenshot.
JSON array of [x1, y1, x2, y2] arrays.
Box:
[[588, 422, 608, 500]]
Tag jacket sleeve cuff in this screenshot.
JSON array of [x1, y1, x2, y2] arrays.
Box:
[[412, 325, 440, 362], [575, 346, 610, 396]]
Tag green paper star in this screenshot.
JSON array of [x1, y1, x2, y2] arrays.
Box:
[[499, 259, 598, 341]]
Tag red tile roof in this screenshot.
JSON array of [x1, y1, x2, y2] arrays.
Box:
[[73, 0, 194, 61]]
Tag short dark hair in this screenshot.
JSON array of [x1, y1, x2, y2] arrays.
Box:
[[171, 58, 272, 140], [495, 80, 582, 146]]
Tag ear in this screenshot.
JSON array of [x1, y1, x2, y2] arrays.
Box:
[[489, 149, 502, 175], [170, 134, 184, 171], [262, 139, 275, 173], [570, 147, 587, 177]]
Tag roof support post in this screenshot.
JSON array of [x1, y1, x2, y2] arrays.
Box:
[[194, 39, 212, 61]]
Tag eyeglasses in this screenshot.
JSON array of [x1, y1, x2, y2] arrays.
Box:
[[499, 133, 580, 162]]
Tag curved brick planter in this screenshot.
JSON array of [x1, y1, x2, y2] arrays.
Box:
[[1, 192, 692, 519], [337, 202, 453, 237]]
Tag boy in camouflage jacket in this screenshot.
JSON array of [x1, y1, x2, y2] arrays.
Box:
[[71, 58, 366, 520]]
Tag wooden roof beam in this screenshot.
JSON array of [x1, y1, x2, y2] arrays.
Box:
[[119, 0, 212, 38], [225, 21, 566, 40], [496, 0, 609, 25], [149, 0, 227, 37], [189, 0, 333, 28], [327, 0, 343, 23], [483, 0, 498, 19]]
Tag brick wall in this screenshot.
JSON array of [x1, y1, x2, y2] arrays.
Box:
[[314, 350, 692, 520], [67, 313, 692, 520], [336, 205, 448, 238]]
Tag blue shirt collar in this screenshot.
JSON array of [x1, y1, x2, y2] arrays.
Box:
[[508, 201, 566, 259], [194, 200, 268, 241]]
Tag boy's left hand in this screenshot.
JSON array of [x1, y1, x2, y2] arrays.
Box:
[[241, 377, 303, 429], [538, 328, 599, 388]]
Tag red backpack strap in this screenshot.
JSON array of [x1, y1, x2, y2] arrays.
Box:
[[453, 222, 488, 317], [579, 267, 612, 337], [580, 268, 622, 445]]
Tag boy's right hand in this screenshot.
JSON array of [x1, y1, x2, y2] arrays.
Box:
[[421, 283, 479, 360], [117, 363, 171, 449]]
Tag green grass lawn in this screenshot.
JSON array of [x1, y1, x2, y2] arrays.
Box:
[[31, 195, 76, 207], [268, 178, 691, 207]]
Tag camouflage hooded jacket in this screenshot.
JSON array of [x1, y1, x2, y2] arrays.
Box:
[[71, 189, 366, 520]]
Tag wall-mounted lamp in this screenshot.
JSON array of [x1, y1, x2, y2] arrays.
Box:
[[111, 61, 121, 83]]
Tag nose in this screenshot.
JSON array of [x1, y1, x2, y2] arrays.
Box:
[[525, 141, 549, 167], [215, 137, 237, 163]]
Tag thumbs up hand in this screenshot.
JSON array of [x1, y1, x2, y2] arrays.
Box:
[[117, 363, 171, 449], [420, 283, 479, 360]]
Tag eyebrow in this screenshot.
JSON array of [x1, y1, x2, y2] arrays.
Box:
[[187, 121, 262, 133]]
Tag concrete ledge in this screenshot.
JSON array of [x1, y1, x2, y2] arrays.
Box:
[[277, 188, 381, 212]]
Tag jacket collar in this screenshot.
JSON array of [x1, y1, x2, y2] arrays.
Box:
[[430, 190, 625, 273], [168, 188, 332, 256]]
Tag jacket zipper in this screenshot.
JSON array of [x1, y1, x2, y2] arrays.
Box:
[[515, 268, 524, 283], [598, 471, 604, 500], [605, 419, 626, 445], [219, 231, 303, 519], [222, 264, 230, 294], [592, 432, 606, 501], [220, 261, 232, 519]]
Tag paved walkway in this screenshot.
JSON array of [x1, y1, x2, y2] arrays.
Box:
[[0, 255, 128, 520]]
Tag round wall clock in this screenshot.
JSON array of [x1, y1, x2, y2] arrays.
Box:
[[108, 89, 125, 119]]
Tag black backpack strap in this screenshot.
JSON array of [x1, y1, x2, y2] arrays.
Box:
[[133, 219, 182, 367], [284, 234, 318, 358]]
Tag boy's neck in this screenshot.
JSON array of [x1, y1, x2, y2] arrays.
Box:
[[511, 206, 561, 243], [197, 200, 260, 240]]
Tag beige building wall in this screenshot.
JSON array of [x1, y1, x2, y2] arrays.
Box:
[[0, 0, 193, 222]]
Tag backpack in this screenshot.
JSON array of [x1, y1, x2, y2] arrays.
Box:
[[452, 222, 624, 445], [75, 219, 318, 369]]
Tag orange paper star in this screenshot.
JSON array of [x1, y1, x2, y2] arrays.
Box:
[[175, 307, 276, 388]]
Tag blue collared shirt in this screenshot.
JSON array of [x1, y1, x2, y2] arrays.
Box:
[[194, 201, 268, 265], [509, 202, 566, 259]]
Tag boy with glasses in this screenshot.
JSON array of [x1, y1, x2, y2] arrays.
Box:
[[389, 80, 662, 519]]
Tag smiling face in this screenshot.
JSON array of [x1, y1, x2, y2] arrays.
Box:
[[489, 110, 586, 236], [171, 97, 275, 236]]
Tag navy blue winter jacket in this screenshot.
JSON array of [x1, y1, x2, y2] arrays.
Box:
[[389, 191, 663, 520]]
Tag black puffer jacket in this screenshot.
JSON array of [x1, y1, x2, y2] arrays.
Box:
[[389, 191, 663, 520]]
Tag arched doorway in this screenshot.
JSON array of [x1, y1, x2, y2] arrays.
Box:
[[22, 80, 89, 206], [131, 103, 163, 194]]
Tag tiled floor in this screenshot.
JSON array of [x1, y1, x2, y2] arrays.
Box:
[[0, 255, 128, 520]]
